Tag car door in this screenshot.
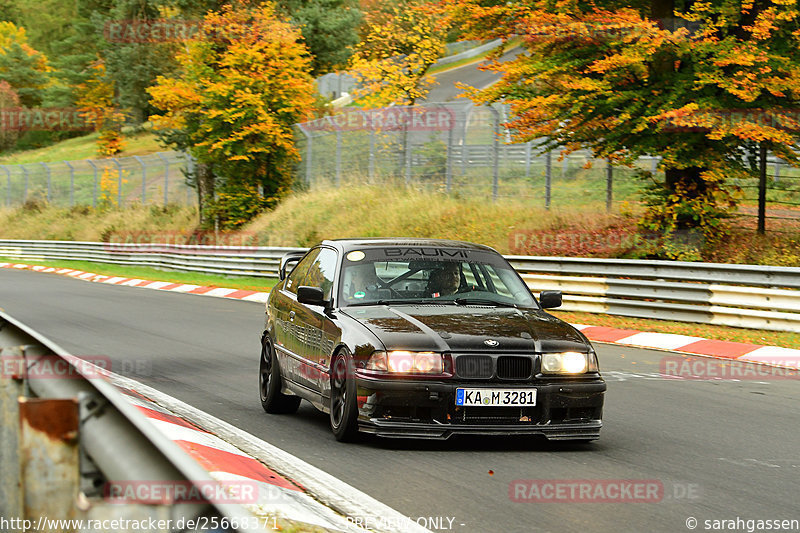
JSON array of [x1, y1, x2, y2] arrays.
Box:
[[290, 247, 338, 394], [275, 248, 321, 384]]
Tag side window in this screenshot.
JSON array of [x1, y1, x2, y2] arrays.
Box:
[[300, 248, 338, 301], [285, 249, 321, 294]]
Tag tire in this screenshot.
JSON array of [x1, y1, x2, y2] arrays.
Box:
[[329, 350, 359, 442], [259, 336, 301, 414]]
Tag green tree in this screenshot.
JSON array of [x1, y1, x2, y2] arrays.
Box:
[[0, 22, 49, 107], [279, 0, 362, 76]]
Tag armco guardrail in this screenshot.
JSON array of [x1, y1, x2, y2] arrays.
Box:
[[0, 310, 257, 530], [0, 239, 307, 278], [1, 239, 799, 332]]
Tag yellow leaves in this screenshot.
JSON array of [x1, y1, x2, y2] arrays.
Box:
[[350, 2, 446, 106], [148, 1, 315, 174]]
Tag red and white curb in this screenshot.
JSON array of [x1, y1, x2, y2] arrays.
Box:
[[4, 260, 799, 370], [573, 324, 800, 370], [0, 262, 270, 303], [107, 372, 432, 533]]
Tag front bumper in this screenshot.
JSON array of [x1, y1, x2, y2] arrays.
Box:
[[355, 374, 606, 440]]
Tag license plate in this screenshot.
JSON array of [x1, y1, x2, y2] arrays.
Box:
[[455, 388, 536, 407]]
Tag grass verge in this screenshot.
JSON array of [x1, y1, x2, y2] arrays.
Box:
[[0, 256, 277, 292], [552, 310, 800, 350], [0, 131, 163, 164]]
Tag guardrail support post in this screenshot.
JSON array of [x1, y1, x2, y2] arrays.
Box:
[[63, 161, 74, 207], [112, 159, 124, 207], [1, 165, 10, 207], [524, 142, 531, 179], [22, 166, 29, 202], [491, 106, 500, 201], [41, 163, 51, 204], [0, 349, 24, 521], [446, 117, 454, 192], [134, 156, 146, 204], [156, 153, 169, 206], [19, 397, 81, 530], [545, 151, 552, 210], [335, 129, 343, 186], [86, 160, 98, 208], [606, 158, 613, 212]]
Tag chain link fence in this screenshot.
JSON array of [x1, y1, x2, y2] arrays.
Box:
[[0, 151, 196, 208], [1, 102, 798, 227], [294, 102, 661, 210], [294, 102, 800, 223]]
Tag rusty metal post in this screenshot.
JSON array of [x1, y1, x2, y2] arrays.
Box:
[[19, 397, 80, 532], [0, 348, 24, 522]]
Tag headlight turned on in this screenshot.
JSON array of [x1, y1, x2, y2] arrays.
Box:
[[366, 351, 444, 374], [541, 351, 599, 374]]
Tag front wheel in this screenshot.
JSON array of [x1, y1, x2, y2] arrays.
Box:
[[259, 336, 301, 414], [329, 351, 359, 442]]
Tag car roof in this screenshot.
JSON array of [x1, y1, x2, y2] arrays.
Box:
[[321, 238, 499, 254]]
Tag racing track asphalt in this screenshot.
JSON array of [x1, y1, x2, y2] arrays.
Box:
[[2, 268, 799, 533], [421, 46, 522, 103]]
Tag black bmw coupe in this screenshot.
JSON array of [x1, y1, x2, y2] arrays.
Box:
[[259, 238, 606, 442]]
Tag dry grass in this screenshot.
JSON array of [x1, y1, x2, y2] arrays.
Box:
[[245, 183, 621, 252], [0, 204, 199, 242]]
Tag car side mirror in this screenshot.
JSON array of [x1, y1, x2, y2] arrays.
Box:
[[539, 290, 562, 309], [297, 286, 327, 307]]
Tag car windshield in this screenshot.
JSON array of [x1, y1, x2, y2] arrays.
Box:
[[339, 247, 536, 308]]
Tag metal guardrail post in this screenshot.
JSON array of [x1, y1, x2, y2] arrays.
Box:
[[461, 104, 472, 176], [22, 166, 28, 202], [156, 152, 170, 205], [606, 158, 613, 212], [525, 142, 531, 178], [63, 161, 74, 207], [183, 151, 195, 205], [336, 129, 343, 186], [1, 165, 10, 207], [41, 162, 51, 204], [112, 158, 123, 207], [490, 106, 500, 201], [19, 397, 80, 530], [545, 151, 552, 209], [0, 348, 24, 521], [297, 124, 313, 188], [446, 119, 454, 192], [0, 310, 258, 531], [86, 160, 98, 208], [134, 156, 146, 204], [404, 120, 411, 185]]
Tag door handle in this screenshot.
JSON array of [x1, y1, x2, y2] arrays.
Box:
[[289, 311, 296, 321]]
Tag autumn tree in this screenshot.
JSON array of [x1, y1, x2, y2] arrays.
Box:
[[349, 0, 446, 107], [450, 0, 800, 256], [0, 22, 49, 108], [75, 59, 126, 156], [148, 2, 315, 227]]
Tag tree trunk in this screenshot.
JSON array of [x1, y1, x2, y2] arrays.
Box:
[[195, 162, 215, 225]]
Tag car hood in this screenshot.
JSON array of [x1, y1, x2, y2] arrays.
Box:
[[341, 304, 590, 353]]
